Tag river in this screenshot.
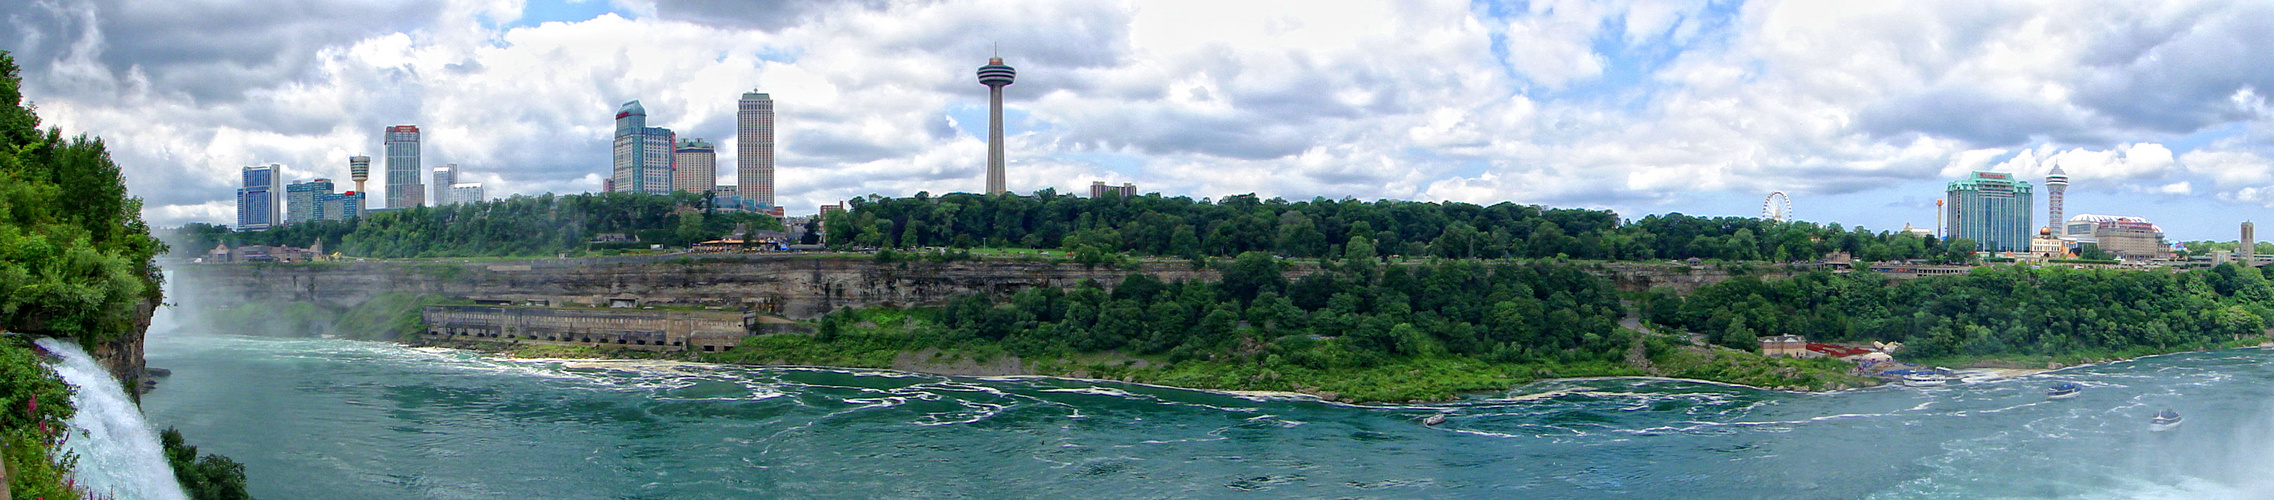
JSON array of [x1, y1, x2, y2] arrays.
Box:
[[139, 321, 2274, 499]]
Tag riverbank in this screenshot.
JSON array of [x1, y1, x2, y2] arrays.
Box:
[[418, 327, 1872, 403], [1897, 337, 2272, 375], [416, 331, 2274, 403]]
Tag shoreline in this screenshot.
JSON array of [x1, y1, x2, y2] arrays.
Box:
[[417, 338, 1833, 403], [357, 336, 2274, 404]]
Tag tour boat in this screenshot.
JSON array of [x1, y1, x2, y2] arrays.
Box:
[[1422, 413, 1447, 426], [1902, 373, 1948, 387], [2150, 409, 2183, 432], [2046, 382, 2082, 400]]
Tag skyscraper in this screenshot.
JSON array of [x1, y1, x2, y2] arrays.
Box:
[[2244, 221, 2256, 265], [978, 58, 1015, 195], [612, 100, 678, 195], [1946, 171, 2034, 252], [2045, 165, 2068, 237], [674, 138, 716, 194], [285, 178, 335, 225], [431, 164, 458, 205], [736, 92, 774, 207], [385, 125, 424, 209], [349, 155, 370, 194], [319, 191, 365, 221], [237, 164, 281, 231], [447, 183, 485, 206]]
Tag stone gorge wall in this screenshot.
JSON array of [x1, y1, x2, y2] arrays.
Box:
[[170, 255, 1787, 321], [171, 255, 1220, 319], [1597, 262, 1799, 295]]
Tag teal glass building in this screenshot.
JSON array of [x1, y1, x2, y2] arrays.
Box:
[[1946, 171, 2034, 252]]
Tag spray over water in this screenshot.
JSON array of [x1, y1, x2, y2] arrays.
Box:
[[35, 337, 189, 500]]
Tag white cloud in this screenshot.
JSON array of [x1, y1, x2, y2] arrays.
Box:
[[4, 0, 2272, 230], [2183, 150, 2274, 187]]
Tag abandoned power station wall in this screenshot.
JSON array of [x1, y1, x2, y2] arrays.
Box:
[[423, 305, 753, 352]]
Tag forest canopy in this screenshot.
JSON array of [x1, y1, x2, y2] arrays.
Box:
[[0, 51, 164, 344], [824, 191, 1979, 264], [1646, 263, 2274, 360]]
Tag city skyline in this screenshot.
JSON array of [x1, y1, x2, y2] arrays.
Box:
[[4, 1, 2271, 240]]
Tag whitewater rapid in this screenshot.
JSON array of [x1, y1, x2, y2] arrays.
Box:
[[130, 326, 2274, 499], [37, 337, 188, 500]]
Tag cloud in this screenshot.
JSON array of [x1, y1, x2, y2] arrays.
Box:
[[5, 0, 2274, 232], [2183, 149, 2274, 187]]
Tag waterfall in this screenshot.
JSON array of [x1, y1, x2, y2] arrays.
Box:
[[34, 337, 190, 500]]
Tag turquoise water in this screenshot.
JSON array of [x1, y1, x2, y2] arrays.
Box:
[[141, 324, 2274, 499]]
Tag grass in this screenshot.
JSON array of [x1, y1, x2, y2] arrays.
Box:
[[698, 307, 1872, 403]]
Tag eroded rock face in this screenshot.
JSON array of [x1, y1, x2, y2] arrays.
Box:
[[81, 300, 155, 399], [172, 255, 1221, 319], [170, 256, 1794, 321]]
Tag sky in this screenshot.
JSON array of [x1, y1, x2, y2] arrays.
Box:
[[3, 0, 2272, 241]]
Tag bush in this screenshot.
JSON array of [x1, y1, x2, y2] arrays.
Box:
[[161, 427, 251, 500]]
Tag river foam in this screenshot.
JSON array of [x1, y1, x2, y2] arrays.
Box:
[[37, 337, 189, 500]]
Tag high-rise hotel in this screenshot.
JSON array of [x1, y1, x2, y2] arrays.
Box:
[[737, 91, 774, 208], [237, 164, 281, 231], [385, 125, 424, 209], [674, 138, 716, 193], [1946, 171, 2034, 252], [612, 100, 678, 195]]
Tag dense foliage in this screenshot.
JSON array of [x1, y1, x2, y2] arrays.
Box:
[[1649, 263, 2274, 360], [0, 339, 78, 499], [161, 427, 251, 500], [0, 53, 165, 344], [920, 250, 1633, 367], [824, 191, 1976, 263], [723, 250, 1870, 400], [164, 191, 784, 259]]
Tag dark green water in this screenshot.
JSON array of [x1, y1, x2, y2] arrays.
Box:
[[141, 323, 2274, 499]]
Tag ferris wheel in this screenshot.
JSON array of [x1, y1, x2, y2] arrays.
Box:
[[1762, 191, 1793, 222]]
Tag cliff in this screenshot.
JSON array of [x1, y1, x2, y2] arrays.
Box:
[[170, 255, 1788, 320], [89, 300, 157, 397], [171, 255, 1219, 319]]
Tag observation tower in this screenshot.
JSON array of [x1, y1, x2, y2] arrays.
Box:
[[978, 57, 1015, 195]]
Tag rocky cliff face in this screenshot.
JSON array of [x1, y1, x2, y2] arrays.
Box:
[[172, 255, 1221, 319], [1596, 262, 1797, 295], [85, 299, 155, 398], [170, 255, 1791, 321]]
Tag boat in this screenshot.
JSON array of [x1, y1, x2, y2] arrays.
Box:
[[1422, 413, 1447, 426], [2046, 382, 2082, 400], [1902, 373, 1948, 387], [2150, 409, 2182, 432]]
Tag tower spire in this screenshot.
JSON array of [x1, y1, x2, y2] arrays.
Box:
[[977, 55, 1017, 195]]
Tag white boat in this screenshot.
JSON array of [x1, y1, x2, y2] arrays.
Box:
[[2047, 382, 2082, 400], [2150, 409, 2182, 432], [1902, 373, 1948, 387], [1422, 413, 1447, 426]]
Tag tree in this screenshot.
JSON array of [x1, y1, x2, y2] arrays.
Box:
[[162, 428, 252, 500], [1718, 316, 1759, 350], [1941, 237, 1981, 264], [1218, 251, 1287, 304]]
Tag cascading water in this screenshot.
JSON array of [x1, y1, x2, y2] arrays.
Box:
[[35, 337, 189, 500]]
